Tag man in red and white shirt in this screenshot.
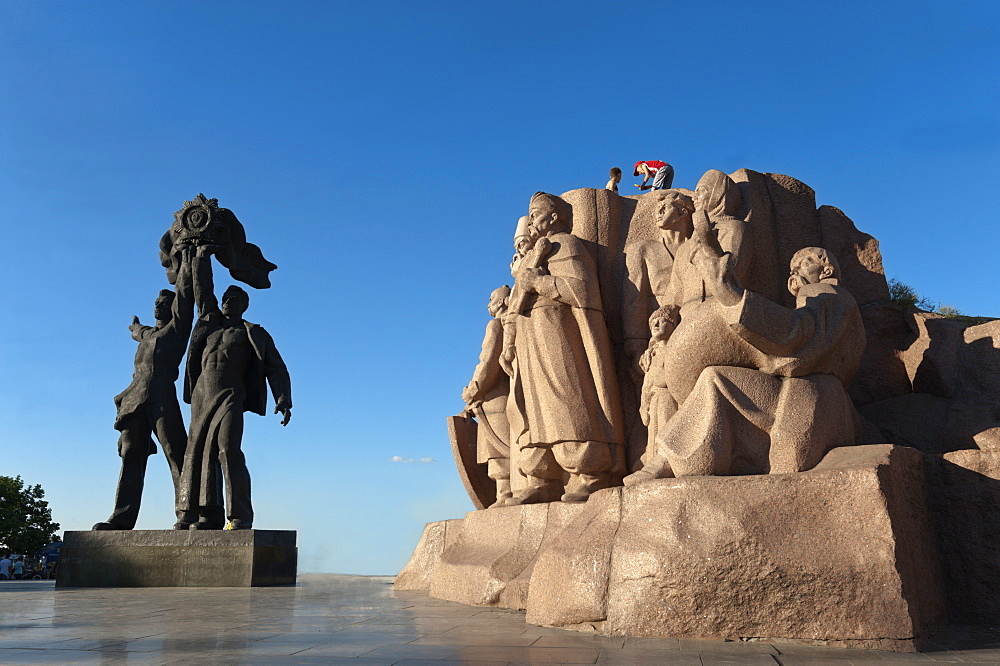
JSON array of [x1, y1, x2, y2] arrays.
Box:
[[634, 160, 674, 191]]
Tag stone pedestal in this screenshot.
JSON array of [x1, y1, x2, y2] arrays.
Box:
[[397, 445, 948, 651], [57, 530, 297, 587]]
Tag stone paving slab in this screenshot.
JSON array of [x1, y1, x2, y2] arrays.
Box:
[[2, 575, 1000, 664]]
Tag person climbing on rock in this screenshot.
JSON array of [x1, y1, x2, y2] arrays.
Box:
[[634, 160, 674, 191]]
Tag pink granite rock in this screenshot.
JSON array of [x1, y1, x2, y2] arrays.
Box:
[[604, 445, 943, 649]]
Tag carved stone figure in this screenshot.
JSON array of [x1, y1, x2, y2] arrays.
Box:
[[621, 191, 695, 468], [159, 194, 277, 290], [626, 246, 865, 482], [638, 169, 754, 412], [622, 191, 695, 364], [637, 306, 676, 462], [510, 215, 532, 273], [178, 248, 292, 529], [506, 192, 624, 504], [462, 286, 513, 507], [93, 247, 198, 530]]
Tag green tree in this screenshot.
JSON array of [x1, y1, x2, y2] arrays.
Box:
[[887, 278, 934, 311], [0, 476, 60, 554]]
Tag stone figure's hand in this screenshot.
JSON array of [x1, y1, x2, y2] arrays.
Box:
[[638, 348, 653, 375], [500, 346, 515, 377], [787, 273, 808, 297], [129, 316, 141, 332], [461, 386, 475, 404], [695, 249, 743, 307], [275, 403, 291, 426], [514, 267, 539, 292]]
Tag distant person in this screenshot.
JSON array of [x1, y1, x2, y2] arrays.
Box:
[[12, 559, 23, 580], [0, 555, 10, 580], [634, 160, 674, 191], [605, 167, 622, 192]]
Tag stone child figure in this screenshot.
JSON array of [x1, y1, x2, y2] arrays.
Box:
[[625, 246, 865, 483], [507, 192, 624, 504], [462, 286, 514, 507], [94, 246, 198, 531], [638, 306, 678, 459], [178, 247, 292, 530]]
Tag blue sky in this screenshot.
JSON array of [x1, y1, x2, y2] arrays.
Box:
[[1, 1, 998, 574]]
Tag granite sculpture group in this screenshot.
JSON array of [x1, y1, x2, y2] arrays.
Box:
[[94, 195, 292, 532], [399, 168, 1000, 651]]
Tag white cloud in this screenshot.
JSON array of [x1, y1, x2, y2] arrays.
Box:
[[390, 456, 436, 464]]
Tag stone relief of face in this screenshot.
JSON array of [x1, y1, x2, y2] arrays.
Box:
[[694, 182, 710, 209], [514, 235, 532, 256], [488, 292, 506, 317], [788, 253, 828, 297], [528, 204, 557, 238], [656, 196, 693, 231], [650, 316, 672, 342], [153, 294, 173, 322], [221, 293, 249, 318]]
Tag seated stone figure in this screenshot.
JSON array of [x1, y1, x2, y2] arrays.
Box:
[[625, 246, 865, 482]]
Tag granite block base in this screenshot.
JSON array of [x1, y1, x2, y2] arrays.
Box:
[[398, 445, 948, 652], [57, 529, 297, 587]]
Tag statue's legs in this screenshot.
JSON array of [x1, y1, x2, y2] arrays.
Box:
[[510, 446, 563, 505], [96, 415, 152, 529], [217, 408, 253, 527], [627, 367, 775, 484], [511, 441, 612, 504], [184, 377, 233, 530], [486, 457, 512, 506], [552, 441, 612, 502], [150, 399, 193, 527]]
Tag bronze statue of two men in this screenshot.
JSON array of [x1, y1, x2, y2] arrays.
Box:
[[94, 195, 291, 531]]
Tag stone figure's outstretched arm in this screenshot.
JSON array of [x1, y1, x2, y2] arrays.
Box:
[[723, 290, 817, 358], [129, 316, 154, 342], [193, 245, 221, 318]]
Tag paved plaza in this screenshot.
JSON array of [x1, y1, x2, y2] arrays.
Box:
[[1, 575, 999, 664]]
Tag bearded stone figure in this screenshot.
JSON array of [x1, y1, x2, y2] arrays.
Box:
[[505, 192, 624, 504]]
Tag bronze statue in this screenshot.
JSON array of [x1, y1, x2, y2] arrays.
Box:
[[177, 246, 292, 530], [94, 247, 197, 530]]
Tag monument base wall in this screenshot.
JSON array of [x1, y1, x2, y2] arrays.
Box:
[[57, 530, 297, 587], [397, 445, 950, 652]]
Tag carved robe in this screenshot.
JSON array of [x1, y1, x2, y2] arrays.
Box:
[[468, 317, 510, 463], [651, 280, 865, 477], [510, 232, 623, 449], [622, 239, 675, 346]]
